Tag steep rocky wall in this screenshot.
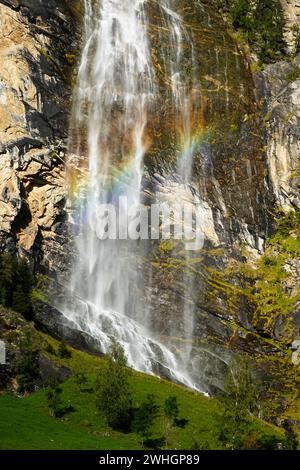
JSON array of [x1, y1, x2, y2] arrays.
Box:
[[256, 55, 300, 210], [0, 0, 80, 273], [281, 0, 300, 53], [274, 2, 300, 206]]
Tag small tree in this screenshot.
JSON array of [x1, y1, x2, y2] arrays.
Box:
[[15, 258, 34, 317], [74, 371, 88, 390], [219, 357, 258, 449], [163, 396, 187, 448], [58, 340, 72, 359], [12, 285, 31, 317], [95, 339, 133, 430], [15, 337, 40, 393], [132, 394, 160, 446], [45, 342, 56, 356], [0, 254, 33, 316], [230, 0, 252, 31], [164, 396, 179, 424], [45, 377, 63, 417], [253, 0, 286, 62], [0, 253, 16, 306], [283, 421, 299, 450]]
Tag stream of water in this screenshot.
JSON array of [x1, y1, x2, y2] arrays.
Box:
[[63, 0, 203, 391]]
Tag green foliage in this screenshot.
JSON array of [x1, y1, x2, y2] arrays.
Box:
[[227, 209, 300, 340], [219, 357, 260, 449], [254, 254, 297, 333], [268, 210, 300, 256], [217, 0, 287, 63], [132, 394, 160, 445], [45, 377, 63, 418], [164, 396, 179, 424], [0, 253, 15, 306], [45, 376, 75, 418], [250, 209, 300, 337], [12, 285, 31, 316], [0, 253, 33, 316], [45, 342, 56, 356], [229, 0, 251, 30], [74, 372, 88, 390], [31, 289, 48, 303], [65, 52, 77, 66], [163, 395, 188, 448], [254, 433, 282, 450], [286, 66, 300, 83], [95, 340, 133, 430], [282, 421, 299, 450], [273, 209, 300, 238], [58, 341, 72, 359], [14, 337, 40, 393], [0, 332, 283, 450]]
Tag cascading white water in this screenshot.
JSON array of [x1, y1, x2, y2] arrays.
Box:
[[159, 2, 199, 366], [160, 1, 196, 181], [63, 0, 203, 391], [69, 0, 155, 320]]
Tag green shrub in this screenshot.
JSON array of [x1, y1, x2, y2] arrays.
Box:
[[12, 285, 31, 316], [164, 396, 179, 423], [45, 342, 56, 356], [15, 338, 41, 393], [286, 67, 300, 83], [282, 421, 299, 450], [274, 210, 300, 238], [58, 341, 72, 359], [45, 376, 75, 418], [132, 394, 160, 446], [217, 0, 287, 63], [163, 396, 188, 448], [74, 372, 88, 390], [45, 377, 63, 417], [0, 253, 33, 317], [218, 357, 259, 449], [95, 340, 133, 431]]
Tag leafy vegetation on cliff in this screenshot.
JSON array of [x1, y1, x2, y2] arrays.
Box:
[[205, 207, 300, 425], [252, 211, 300, 339], [214, 0, 287, 62]]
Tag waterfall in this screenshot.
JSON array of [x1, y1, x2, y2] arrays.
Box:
[[160, 1, 196, 181], [160, 1, 201, 374], [63, 0, 204, 391]]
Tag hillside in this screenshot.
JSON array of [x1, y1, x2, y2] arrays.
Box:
[[0, 329, 284, 450]]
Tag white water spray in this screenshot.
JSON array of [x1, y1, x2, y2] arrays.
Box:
[[64, 0, 203, 391]]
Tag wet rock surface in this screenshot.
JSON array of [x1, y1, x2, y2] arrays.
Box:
[[32, 298, 104, 356]]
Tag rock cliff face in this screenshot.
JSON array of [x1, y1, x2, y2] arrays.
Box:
[[0, 0, 80, 273], [257, 55, 300, 210], [281, 0, 300, 52]]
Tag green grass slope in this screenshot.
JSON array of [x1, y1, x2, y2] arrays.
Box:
[[0, 333, 283, 450]]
